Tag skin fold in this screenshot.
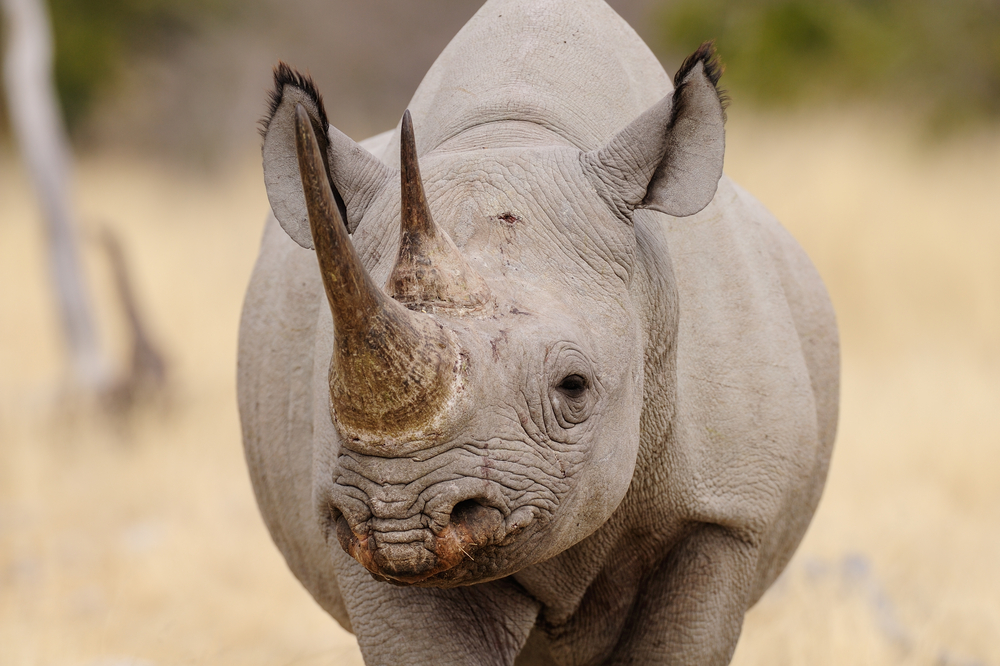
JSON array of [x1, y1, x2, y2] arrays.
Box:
[[238, 0, 839, 664]]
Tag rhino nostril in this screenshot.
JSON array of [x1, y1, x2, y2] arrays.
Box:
[[446, 498, 503, 548], [326, 505, 343, 528], [333, 512, 357, 553], [450, 499, 483, 521]]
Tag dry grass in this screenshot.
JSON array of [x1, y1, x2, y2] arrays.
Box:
[[1, 109, 998, 665]]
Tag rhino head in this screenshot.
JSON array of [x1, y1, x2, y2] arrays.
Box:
[[260, 45, 726, 587]]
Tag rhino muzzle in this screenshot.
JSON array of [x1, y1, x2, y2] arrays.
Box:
[[322, 446, 544, 585], [334, 499, 506, 584]]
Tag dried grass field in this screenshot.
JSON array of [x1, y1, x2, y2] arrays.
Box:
[[1, 110, 998, 665]]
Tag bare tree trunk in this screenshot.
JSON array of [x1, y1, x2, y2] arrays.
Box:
[[2, 0, 111, 391]]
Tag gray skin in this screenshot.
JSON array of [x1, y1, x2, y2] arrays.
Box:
[[238, 0, 839, 664]]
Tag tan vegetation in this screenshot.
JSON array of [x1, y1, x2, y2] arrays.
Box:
[[1, 108, 998, 664]]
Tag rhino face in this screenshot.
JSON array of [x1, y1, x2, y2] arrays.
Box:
[[324, 150, 645, 586], [325, 314, 641, 586], [260, 45, 725, 586]]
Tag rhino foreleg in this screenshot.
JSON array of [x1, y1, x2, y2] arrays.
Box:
[[607, 524, 757, 666], [333, 548, 540, 666]]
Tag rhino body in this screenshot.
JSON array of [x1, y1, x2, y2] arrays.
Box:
[[238, 0, 838, 663]]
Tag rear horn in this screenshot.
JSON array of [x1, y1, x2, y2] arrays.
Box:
[[386, 110, 493, 314]]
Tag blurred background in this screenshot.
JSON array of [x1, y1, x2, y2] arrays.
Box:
[[1, 1, 997, 664]]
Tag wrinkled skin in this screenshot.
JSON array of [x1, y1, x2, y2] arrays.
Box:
[[317, 145, 648, 588], [238, 0, 839, 664]]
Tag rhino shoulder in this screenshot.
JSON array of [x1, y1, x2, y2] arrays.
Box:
[[237, 215, 351, 631], [729, 181, 840, 452], [658, 177, 830, 529]]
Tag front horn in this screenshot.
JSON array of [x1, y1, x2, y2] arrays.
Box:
[[294, 104, 460, 448], [386, 110, 493, 314]]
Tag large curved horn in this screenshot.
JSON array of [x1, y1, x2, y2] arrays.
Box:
[[294, 105, 459, 447], [386, 110, 493, 314]]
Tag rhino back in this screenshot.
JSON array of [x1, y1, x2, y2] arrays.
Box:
[[377, 0, 673, 162]]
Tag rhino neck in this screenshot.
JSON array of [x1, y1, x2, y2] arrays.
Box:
[[400, 0, 672, 158]]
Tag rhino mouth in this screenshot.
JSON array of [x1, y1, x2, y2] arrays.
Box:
[[321, 440, 566, 585], [333, 499, 511, 585]]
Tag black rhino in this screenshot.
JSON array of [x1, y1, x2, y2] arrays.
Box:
[[238, 0, 839, 663]]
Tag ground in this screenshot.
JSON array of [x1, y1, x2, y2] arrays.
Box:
[[1, 109, 998, 665]]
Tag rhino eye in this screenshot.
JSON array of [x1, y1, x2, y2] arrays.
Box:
[[557, 374, 588, 399], [545, 343, 597, 430]]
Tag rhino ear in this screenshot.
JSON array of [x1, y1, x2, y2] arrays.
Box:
[[261, 63, 393, 247], [583, 42, 726, 219]]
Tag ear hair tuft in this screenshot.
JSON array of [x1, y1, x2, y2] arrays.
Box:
[[259, 62, 330, 139], [671, 41, 729, 125], [674, 40, 724, 89]]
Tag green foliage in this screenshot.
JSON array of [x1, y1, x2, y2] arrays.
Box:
[[655, 0, 1000, 128], [46, 0, 233, 132]]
